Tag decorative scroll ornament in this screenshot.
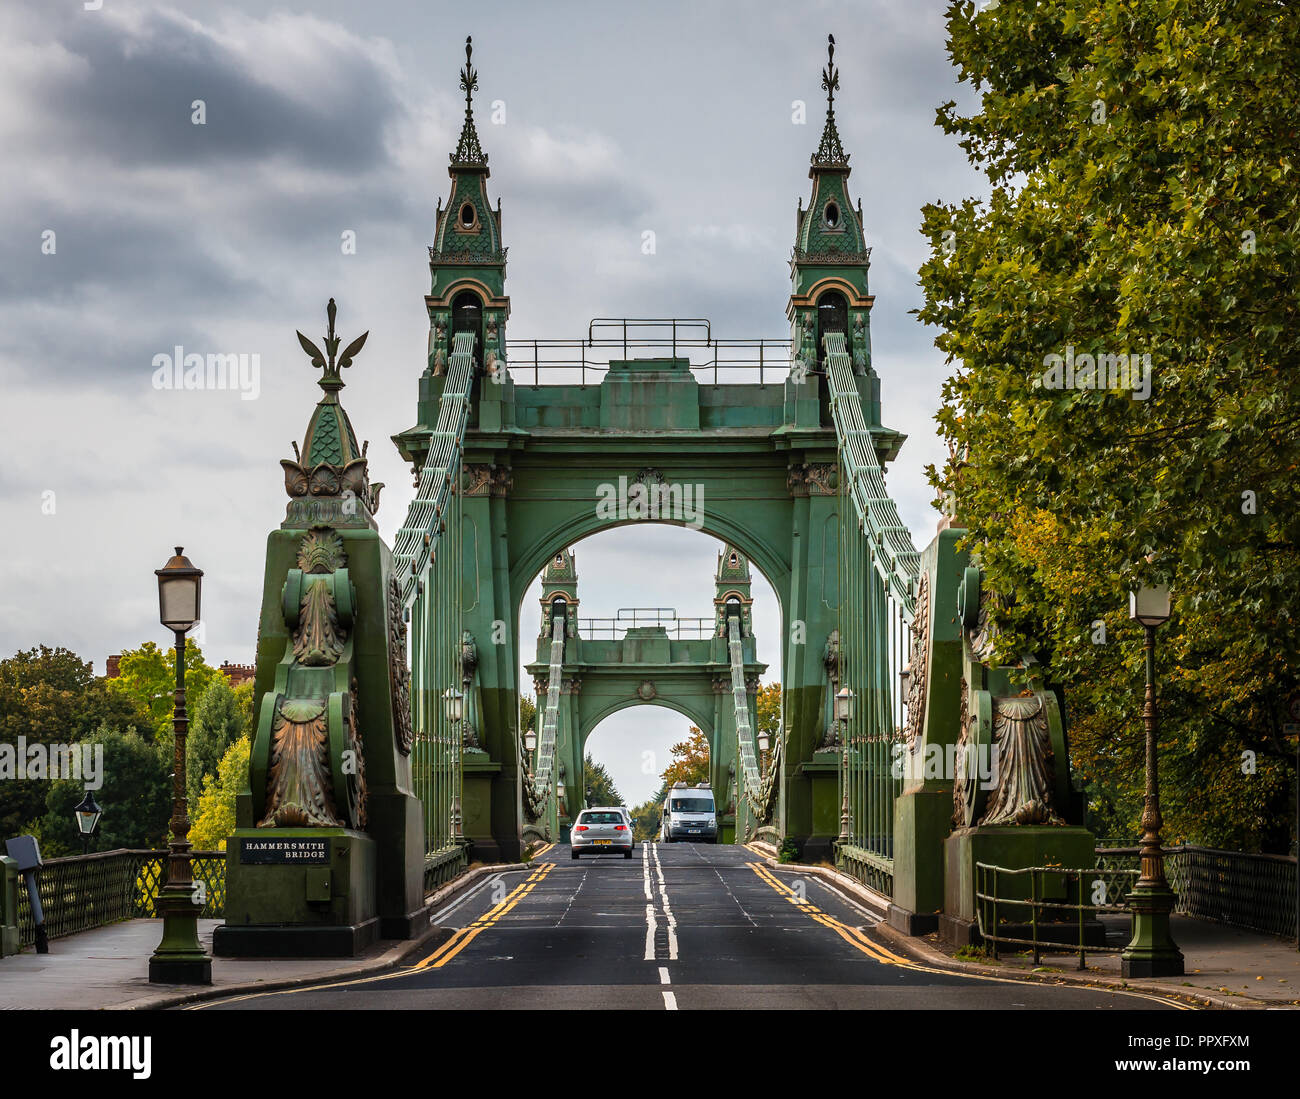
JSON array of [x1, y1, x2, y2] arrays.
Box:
[[261, 700, 338, 827], [903, 572, 931, 745], [978, 694, 1066, 827], [257, 525, 366, 830], [820, 629, 843, 749], [460, 630, 482, 750], [952, 677, 972, 828], [292, 528, 346, 665], [968, 590, 999, 664], [387, 576, 413, 756]]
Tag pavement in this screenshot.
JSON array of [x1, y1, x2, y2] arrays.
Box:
[[2, 843, 1292, 1011]]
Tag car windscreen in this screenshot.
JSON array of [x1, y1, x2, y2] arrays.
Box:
[[579, 812, 623, 824], [669, 798, 714, 813]]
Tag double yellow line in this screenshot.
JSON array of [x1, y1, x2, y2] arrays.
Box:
[[744, 860, 1191, 1009], [747, 860, 927, 969], [413, 861, 556, 971]]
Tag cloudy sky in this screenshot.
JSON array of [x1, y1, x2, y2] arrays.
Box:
[[1, 0, 984, 805]]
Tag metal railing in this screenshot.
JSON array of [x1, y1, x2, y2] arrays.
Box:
[[14, 849, 226, 948], [826, 331, 919, 898], [975, 862, 1135, 969], [1097, 845, 1298, 938], [576, 608, 715, 640], [506, 318, 791, 387]]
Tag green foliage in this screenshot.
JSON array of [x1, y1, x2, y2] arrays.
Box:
[[582, 753, 624, 809], [187, 677, 247, 807], [630, 784, 668, 841], [37, 726, 170, 856], [519, 693, 537, 739], [918, 0, 1300, 851], [109, 640, 220, 742], [778, 838, 801, 864], [661, 726, 710, 788], [190, 735, 250, 851], [0, 646, 150, 841]]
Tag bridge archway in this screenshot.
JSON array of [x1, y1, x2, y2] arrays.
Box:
[[518, 530, 768, 844]]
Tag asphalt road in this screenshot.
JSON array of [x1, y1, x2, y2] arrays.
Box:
[[197, 843, 1181, 1010]]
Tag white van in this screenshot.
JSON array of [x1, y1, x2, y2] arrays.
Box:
[[659, 781, 717, 843]]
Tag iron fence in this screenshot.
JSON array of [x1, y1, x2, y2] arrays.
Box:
[[15, 848, 226, 948], [975, 862, 1135, 968], [577, 612, 715, 640], [1097, 845, 1297, 938]]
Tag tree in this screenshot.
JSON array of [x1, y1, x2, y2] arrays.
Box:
[[519, 693, 537, 748], [582, 753, 624, 808], [755, 682, 781, 764], [0, 646, 150, 841], [630, 784, 668, 841], [661, 727, 710, 788], [917, 0, 1300, 850], [37, 725, 171, 856], [109, 640, 220, 742], [187, 677, 247, 807], [190, 735, 250, 851]]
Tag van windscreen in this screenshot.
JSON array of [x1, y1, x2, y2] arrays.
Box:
[[670, 798, 713, 813]]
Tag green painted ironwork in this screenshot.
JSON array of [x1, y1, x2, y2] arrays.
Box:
[[16, 849, 226, 948], [825, 330, 918, 893], [976, 861, 1134, 969], [1097, 845, 1297, 939], [396, 330, 476, 861], [729, 618, 763, 817]]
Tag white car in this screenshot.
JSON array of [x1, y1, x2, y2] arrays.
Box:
[[570, 807, 634, 859]]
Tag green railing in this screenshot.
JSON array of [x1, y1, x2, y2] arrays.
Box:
[[825, 331, 918, 899], [424, 843, 470, 895], [1097, 845, 1297, 939], [975, 861, 1135, 969], [15, 849, 226, 949]]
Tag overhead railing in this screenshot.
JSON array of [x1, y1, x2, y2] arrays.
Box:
[[506, 318, 791, 387]]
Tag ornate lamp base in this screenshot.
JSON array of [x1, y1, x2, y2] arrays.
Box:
[[1120, 884, 1184, 978], [148, 886, 212, 985]]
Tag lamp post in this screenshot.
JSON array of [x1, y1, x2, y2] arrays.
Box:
[[836, 689, 854, 844], [73, 790, 102, 856], [149, 547, 211, 984], [525, 726, 537, 769], [1120, 582, 1184, 978], [443, 689, 464, 839]]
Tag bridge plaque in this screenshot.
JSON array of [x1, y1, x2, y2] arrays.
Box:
[[240, 838, 330, 865]]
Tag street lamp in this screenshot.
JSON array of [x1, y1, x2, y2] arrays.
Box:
[[835, 687, 855, 723], [73, 790, 102, 855], [524, 726, 536, 763], [1121, 581, 1184, 978], [443, 687, 464, 723], [149, 547, 211, 985], [757, 730, 770, 754]]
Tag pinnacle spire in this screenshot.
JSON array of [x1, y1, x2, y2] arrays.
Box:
[[295, 297, 369, 397], [451, 35, 487, 166], [812, 33, 849, 168]]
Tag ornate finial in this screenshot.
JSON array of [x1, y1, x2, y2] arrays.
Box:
[[812, 33, 849, 168], [460, 36, 477, 111], [296, 297, 369, 394], [452, 35, 487, 165], [822, 34, 838, 111]]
